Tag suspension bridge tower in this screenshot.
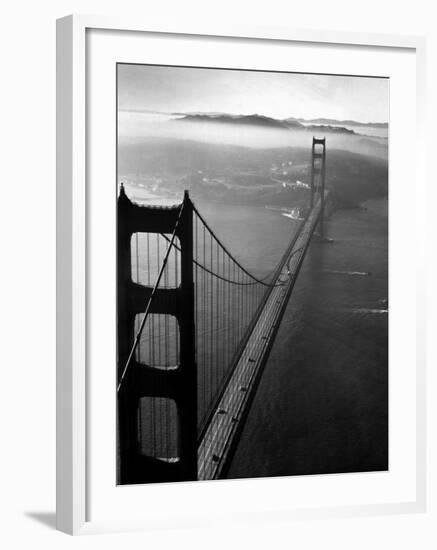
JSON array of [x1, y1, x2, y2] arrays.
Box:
[[117, 186, 198, 484], [310, 137, 327, 239]]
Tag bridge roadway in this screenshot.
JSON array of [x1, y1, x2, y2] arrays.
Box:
[[197, 199, 322, 480]]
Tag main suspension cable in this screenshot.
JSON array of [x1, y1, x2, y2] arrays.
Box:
[[191, 202, 284, 287], [159, 232, 283, 287]]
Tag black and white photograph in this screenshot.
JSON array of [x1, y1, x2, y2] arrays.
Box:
[[116, 63, 389, 485], [1, 0, 433, 543]]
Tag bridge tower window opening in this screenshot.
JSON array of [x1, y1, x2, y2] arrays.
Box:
[[133, 313, 180, 369], [130, 232, 181, 289], [137, 397, 180, 463]]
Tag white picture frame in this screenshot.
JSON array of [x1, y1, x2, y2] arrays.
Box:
[[56, 14, 427, 535]]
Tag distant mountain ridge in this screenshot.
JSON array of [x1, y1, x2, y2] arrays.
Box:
[[175, 113, 291, 130], [284, 117, 388, 128], [174, 113, 358, 134], [119, 108, 387, 129]]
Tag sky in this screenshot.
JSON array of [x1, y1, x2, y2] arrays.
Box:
[[118, 64, 389, 124]]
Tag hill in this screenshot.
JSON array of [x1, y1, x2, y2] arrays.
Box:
[[175, 113, 291, 130], [118, 138, 388, 208], [175, 113, 356, 135], [285, 117, 388, 128]]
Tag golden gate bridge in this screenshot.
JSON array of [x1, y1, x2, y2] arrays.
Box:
[[117, 137, 327, 484]]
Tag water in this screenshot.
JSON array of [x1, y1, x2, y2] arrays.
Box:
[[193, 200, 300, 277], [125, 186, 301, 432], [227, 198, 388, 477], [122, 187, 388, 477], [123, 185, 300, 274]]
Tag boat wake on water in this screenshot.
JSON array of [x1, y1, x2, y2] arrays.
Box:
[[321, 269, 371, 276], [343, 299, 388, 314], [265, 205, 304, 221], [352, 308, 388, 314], [281, 211, 304, 221]]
